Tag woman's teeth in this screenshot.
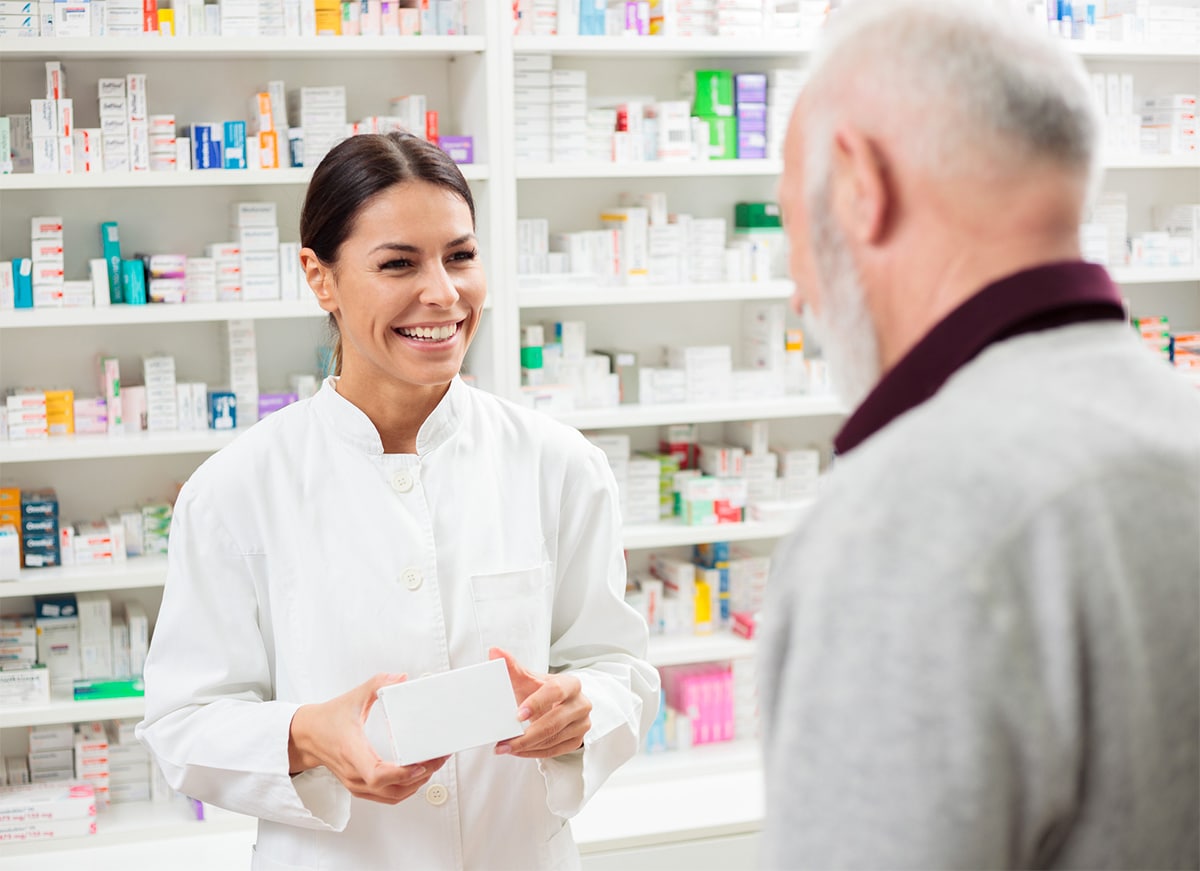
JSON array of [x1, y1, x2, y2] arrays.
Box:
[[396, 323, 458, 341]]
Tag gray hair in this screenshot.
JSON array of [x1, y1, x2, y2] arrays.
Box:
[[803, 0, 1102, 199]]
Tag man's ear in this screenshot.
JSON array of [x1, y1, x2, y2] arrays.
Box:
[[829, 125, 891, 247], [300, 248, 338, 314]]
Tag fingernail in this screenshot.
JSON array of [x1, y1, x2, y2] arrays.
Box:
[[517, 707, 531, 721], [495, 744, 512, 756], [411, 766, 426, 776]]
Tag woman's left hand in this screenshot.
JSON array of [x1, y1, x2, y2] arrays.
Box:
[[489, 647, 592, 759]]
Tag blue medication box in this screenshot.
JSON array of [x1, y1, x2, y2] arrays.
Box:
[[208, 391, 237, 430], [223, 121, 246, 170]]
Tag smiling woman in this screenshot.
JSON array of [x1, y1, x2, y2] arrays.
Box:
[[136, 132, 660, 871], [298, 134, 486, 454]]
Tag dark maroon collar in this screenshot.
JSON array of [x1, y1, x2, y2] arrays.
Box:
[[834, 260, 1125, 456]]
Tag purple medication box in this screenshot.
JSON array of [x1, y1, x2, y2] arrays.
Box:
[[736, 104, 767, 132], [258, 392, 298, 418], [440, 136, 474, 164], [734, 73, 767, 106]]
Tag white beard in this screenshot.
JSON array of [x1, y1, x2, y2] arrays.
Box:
[[802, 198, 883, 411]]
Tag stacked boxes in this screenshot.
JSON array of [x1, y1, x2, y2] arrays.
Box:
[[683, 215, 727, 283], [514, 54, 552, 163], [586, 107, 617, 162], [29, 92, 71, 175], [666, 345, 733, 403], [35, 594, 79, 697], [72, 397, 107, 435], [7, 390, 48, 441], [105, 720, 151, 804], [30, 216, 64, 309], [1134, 315, 1173, 363], [646, 101, 692, 163], [767, 68, 804, 159], [288, 86, 347, 168], [1156, 203, 1200, 264], [248, 81, 287, 169], [124, 602, 149, 676], [233, 202, 281, 301], [140, 503, 171, 555], [0, 781, 97, 842], [0, 617, 37, 673], [72, 520, 122, 567], [98, 78, 129, 173], [219, 0, 260, 35], [74, 723, 110, 808], [145, 254, 186, 303], [691, 70, 736, 160], [0, 525, 20, 581], [142, 355, 178, 431], [552, 67, 588, 163], [586, 432, 631, 514], [625, 457, 662, 525], [1141, 93, 1197, 155], [27, 725, 73, 784], [148, 114, 176, 172], [694, 541, 731, 627], [225, 319, 259, 425], [1089, 72, 1140, 159], [776, 446, 820, 501], [21, 490, 58, 568], [44, 390, 74, 436], [742, 302, 786, 375], [126, 74, 148, 172], [660, 664, 734, 746], [517, 219, 550, 276]]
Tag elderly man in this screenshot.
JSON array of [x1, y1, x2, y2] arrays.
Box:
[[759, 2, 1200, 869]]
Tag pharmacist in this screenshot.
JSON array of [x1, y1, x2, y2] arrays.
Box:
[[138, 132, 659, 871]]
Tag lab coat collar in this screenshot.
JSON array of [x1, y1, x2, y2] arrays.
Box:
[[312, 375, 466, 456]]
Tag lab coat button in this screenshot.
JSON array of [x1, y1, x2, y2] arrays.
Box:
[[426, 784, 448, 807], [391, 470, 414, 493], [403, 567, 423, 591]]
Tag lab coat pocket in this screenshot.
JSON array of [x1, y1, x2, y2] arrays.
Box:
[[470, 563, 553, 675]]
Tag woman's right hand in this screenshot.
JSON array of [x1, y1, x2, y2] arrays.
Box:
[[288, 672, 448, 805]]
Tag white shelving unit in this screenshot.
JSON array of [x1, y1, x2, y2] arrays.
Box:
[[0, 697, 146, 729], [551, 396, 845, 429], [517, 159, 783, 179], [0, 164, 489, 190], [0, 430, 239, 463], [0, 556, 168, 598], [0, 35, 487, 58], [1, 16, 1196, 869], [520, 279, 794, 307]]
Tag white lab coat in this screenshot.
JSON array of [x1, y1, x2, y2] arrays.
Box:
[[137, 377, 659, 870]]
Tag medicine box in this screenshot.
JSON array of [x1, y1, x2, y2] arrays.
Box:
[[376, 658, 524, 765]]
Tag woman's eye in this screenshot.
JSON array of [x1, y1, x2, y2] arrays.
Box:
[[381, 259, 413, 270], [450, 249, 478, 263]]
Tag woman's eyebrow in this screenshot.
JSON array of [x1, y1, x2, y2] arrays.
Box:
[[369, 234, 476, 256]]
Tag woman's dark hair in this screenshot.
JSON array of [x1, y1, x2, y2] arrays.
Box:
[[300, 132, 477, 376]]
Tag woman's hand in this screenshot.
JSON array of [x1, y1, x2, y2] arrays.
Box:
[[288, 672, 448, 804], [489, 648, 593, 759]]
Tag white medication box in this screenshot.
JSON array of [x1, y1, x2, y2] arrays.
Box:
[[376, 658, 524, 765]]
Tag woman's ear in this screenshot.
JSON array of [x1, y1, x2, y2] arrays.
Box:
[[300, 248, 338, 314]]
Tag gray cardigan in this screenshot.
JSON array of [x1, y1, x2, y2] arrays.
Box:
[[760, 322, 1200, 869]]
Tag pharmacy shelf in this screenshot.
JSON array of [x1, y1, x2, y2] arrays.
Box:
[[550, 396, 845, 429], [0, 35, 486, 60], [0, 163, 489, 191], [1103, 154, 1200, 170], [0, 557, 168, 599], [0, 696, 144, 729], [1109, 266, 1200, 285], [513, 35, 812, 57], [622, 517, 797, 550], [517, 159, 782, 179], [0, 299, 326, 329], [0, 430, 240, 464], [1068, 41, 1200, 62], [520, 280, 793, 308], [646, 633, 757, 668], [0, 801, 255, 860], [574, 742, 763, 852]]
